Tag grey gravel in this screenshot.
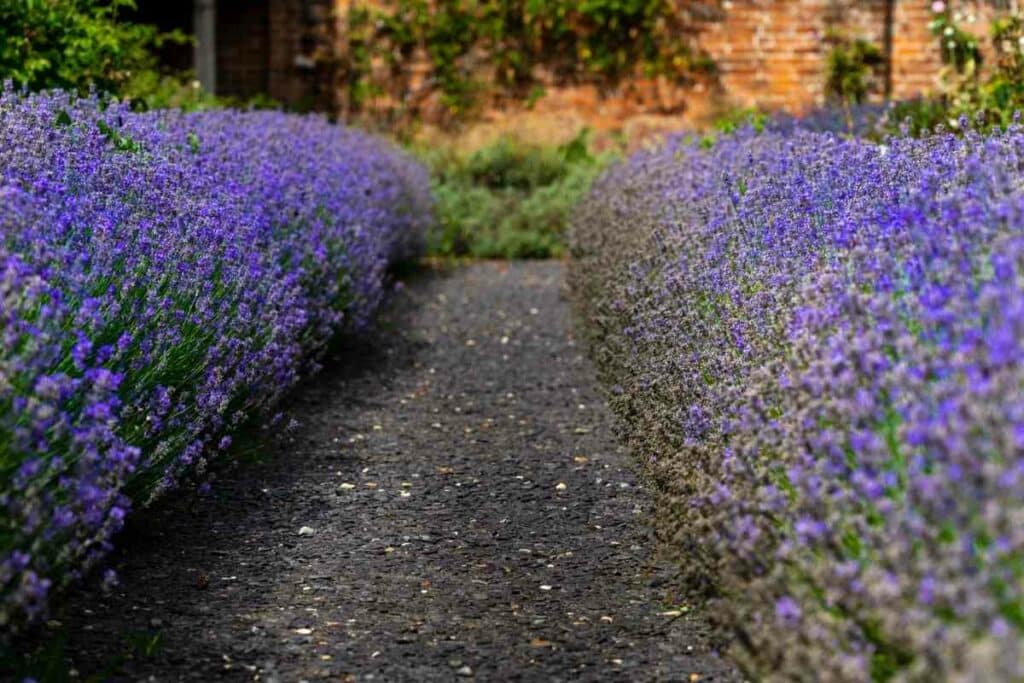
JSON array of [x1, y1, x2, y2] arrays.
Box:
[[30, 261, 739, 682]]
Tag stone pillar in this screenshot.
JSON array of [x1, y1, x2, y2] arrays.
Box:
[[195, 0, 217, 94]]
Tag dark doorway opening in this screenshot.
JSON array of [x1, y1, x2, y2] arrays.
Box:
[[216, 0, 271, 99]]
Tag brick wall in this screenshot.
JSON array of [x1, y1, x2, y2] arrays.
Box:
[[209, 0, 1001, 129], [697, 0, 995, 112]]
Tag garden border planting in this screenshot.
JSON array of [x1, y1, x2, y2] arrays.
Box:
[[0, 89, 432, 630], [570, 123, 1024, 680]]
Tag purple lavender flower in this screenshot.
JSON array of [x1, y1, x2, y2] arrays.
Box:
[[0, 87, 432, 630], [775, 596, 802, 625], [570, 118, 1024, 678]]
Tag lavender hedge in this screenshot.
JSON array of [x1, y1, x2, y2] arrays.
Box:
[[0, 89, 431, 629], [570, 123, 1024, 680]]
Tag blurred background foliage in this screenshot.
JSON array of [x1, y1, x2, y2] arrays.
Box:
[[853, 3, 1024, 135], [824, 31, 886, 105], [935, 8, 1024, 129], [0, 0, 271, 110], [416, 130, 616, 259], [0, 0, 214, 109]]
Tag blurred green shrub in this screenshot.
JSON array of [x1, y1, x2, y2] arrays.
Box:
[[418, 131, 614, 259], [0, 0, 203, 107], [894, 6, 1024, 134], [824, 32, 885, 106], [712, 106, 768, 134]]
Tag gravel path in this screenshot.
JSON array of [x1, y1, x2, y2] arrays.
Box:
[[29, 261, 739, 682]]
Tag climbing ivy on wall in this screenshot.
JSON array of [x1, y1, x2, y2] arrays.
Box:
[[340, 0, 716, 123]]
